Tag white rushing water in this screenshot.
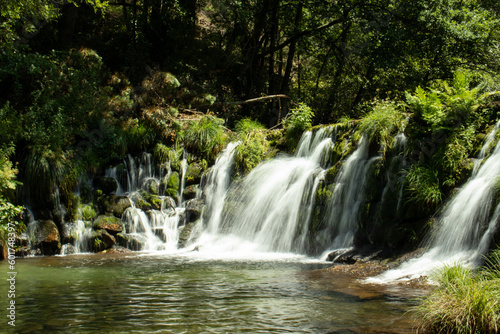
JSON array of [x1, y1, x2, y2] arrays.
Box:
[[320, 136, 381, 258], [368, 121, 500, 283], [192, 128, 334, 256]]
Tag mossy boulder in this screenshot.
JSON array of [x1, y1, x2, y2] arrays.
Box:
[[97, 195, 132, 218], [93, 177, 119, 195], [183, 185, 199, 201], [129, 192, 152, 211], [93, 215, 124, 234], [91, 230, 116, 252], [29, 220, 61, 255], [165, 172, 180, 195], [185, 163, 203, 186], [142, 178, 160, 195]]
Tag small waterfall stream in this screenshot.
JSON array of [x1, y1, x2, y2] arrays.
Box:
[[369, 121, 500, 282], [321, 136, 380, 254]]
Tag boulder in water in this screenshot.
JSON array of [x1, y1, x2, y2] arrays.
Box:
[[178, 220, 201, 248], [93, 215, 124, 234], [185, 198, 204, 223], [116, 233, 146, 251], [29, 220, 61, 255], [91, 230, 116, 252], [93, 177, 119, 195]]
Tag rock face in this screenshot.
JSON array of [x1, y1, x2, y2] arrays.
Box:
[[93, 177, 119, 195], [30, 220, 61, 255], [93, 215, 125, 234]]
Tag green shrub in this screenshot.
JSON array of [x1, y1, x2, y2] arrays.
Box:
[[413, 263, 500, 333], [404, 165, 442, 211], [180, 115, 228, 162], [234, 130, 270, 174], [358, 99, 406, 149], [406, 70, 498, 131], [284, 103, 314, 150], [235, 118, 265, 135]]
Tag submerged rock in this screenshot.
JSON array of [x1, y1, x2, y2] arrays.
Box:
[[142, 178, 160, 195]]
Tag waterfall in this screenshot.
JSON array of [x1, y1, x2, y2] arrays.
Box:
[[199, 141, 240, 234], [368, 122, 500, 282], [321, 137, 381, 256], [194, 128, 333, 254]]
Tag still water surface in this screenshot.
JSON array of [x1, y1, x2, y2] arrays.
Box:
[[1, 252, 423, 333]]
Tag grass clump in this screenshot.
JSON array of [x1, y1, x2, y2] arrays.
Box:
[[180, 115, 228, 162], [413, 260, 500, 333], [234, 118, 270, 174], [358, 99, 406, 149], [404, 165, 442, 212]]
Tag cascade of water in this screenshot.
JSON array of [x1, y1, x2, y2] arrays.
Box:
[[369, 123, 500, 282], [73, 219, 94, 253], [200, 141, 240, 234], [196, 128, 333, 254], [376, 133, 408, 220], [178, 157, 187, 206], [322, 137, 380, 254]]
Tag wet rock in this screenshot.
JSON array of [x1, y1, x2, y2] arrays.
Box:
[[29, 220, 61, 255], [185, 163, 203, 186], [185, 198, 204, 223], [142, 178, 160, 195], [91, 230, 116, 252], [116, 233, 146, 251], [183, 185, 199, 201], [60, 222, 77, 244], [162, 196, 177, 211], [129, 192, 152, 211], [178, 220, 201, 248], [93, 215, 124, 234], [93, 177, 119, 195], [98, 195, 132, 218], [61, 244, 77, 255]]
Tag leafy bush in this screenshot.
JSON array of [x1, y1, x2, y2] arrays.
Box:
[[413, 262, 500, 333], [406, 70, 497, 131], [358, 99, 406, 149], [284, 103, 314, 150]]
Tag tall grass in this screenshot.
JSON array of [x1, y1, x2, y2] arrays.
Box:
[[413, 255, 500, 333]]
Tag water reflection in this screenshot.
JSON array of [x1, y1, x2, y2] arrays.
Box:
[[0, 254, 422, 333]]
